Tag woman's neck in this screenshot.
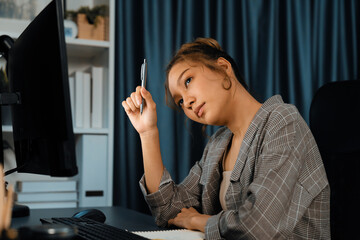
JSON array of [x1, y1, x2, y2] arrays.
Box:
[[225, 83, 262, 138]]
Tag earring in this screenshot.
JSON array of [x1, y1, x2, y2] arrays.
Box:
[[222, 76, 232, 90]]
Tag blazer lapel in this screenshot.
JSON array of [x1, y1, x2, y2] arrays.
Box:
[[200, 128, 232, 214], [200, 128, 233, 185], [230, 95, 283, 182]]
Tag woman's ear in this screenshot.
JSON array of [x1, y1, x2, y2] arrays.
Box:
[[217, 57, 232, 74]]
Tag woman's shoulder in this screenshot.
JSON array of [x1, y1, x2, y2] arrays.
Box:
[[262, 95, 300, 125]]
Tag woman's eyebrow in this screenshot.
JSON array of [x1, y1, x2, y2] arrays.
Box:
[[177, 68, 190, 86]]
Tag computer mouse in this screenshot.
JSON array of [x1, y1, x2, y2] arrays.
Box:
[[72, 209, 106, 223]]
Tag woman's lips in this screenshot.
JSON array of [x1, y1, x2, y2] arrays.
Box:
[[196, 103, 205, 118]]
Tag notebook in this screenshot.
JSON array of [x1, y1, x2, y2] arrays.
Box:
[[132, 229, 205, 240]]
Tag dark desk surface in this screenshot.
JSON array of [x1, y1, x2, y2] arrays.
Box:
[[11, 206, 159, 232]]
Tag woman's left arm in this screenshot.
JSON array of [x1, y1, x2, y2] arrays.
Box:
[[168, 207, 211, 232]]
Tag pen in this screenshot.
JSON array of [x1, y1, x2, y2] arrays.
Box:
[[140, 59, 147, 115]]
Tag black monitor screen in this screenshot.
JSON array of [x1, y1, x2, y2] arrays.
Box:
[[6, 0, 78, 177]]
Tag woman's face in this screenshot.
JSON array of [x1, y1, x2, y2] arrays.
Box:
[[168, 59, 233, 125]]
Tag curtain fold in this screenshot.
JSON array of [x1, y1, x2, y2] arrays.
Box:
[[114, 0, 359, 213]]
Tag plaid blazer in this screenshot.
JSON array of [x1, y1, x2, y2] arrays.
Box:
[[140, 95, 330, 239]]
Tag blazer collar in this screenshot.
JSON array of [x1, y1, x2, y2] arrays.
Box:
[[230, 95, 284, 181], [200, 127, 233, 185]]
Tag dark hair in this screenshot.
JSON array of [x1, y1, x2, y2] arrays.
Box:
[[165, 38, 248, 110]]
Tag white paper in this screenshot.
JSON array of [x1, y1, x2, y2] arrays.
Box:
[[132, 229, 205, 240]]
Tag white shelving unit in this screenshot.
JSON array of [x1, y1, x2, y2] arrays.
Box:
[[0, 0, 115, 208]]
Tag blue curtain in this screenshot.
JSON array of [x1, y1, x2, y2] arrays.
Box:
[[113, 0, 359, 213]]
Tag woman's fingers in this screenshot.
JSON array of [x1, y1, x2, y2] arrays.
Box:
[[126, 96, 137, 112], [122, 100, 132, 114], [121, 86, 158, 135], [141, 87, 155, 109], [122, 86, 154, 114], [136, 86, 142, 105], [131, 91, 140, 108]]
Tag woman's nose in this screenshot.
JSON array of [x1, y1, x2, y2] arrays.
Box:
[[183, 96, 195, 109]]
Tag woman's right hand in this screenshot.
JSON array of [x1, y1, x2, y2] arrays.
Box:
[[122, 86, 158, 135]]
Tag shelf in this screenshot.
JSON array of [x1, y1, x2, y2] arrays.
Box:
[[1, 125, 12, 133], [0, 18, 109, 60], [2, 125, 109, 135], [66, 38, 110, 48], [0, 18, 29, 38], [74, 128, 109, 135], [66, 39, 110, 58]]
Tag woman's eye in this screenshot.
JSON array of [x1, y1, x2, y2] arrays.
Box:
[[178, 99, 183, 107], [177, 78, 191, 107], [185, 78, 192, 87]]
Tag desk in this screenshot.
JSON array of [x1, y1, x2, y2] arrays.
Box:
[[11, 206, 159, 232]]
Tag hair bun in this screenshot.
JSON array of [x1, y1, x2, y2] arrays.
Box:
[[193, 38, 223, 51]]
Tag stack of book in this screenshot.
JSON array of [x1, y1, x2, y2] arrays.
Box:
[[69, 66, 106, 129], [15, 180, 78, 209]]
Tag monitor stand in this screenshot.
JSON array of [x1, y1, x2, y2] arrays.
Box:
[[12, 203, 30, 218]]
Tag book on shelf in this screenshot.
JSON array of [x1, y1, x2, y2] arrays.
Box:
[[16, 180, 77, 193], [15, 191, 78, 202], [83, 72, 91, 128], [85, 66, 104, 129], [70, 66, 105, 129], [70, 71, 84, 128], [68, 75, 75, 124]]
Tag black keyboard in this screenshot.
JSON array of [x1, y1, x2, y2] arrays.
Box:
[[41, 217, 149, 240]]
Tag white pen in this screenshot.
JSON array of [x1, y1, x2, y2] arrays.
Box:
[[140, 59, 147, 115]]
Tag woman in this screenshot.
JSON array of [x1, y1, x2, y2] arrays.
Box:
[[122, 38, 330, 239]]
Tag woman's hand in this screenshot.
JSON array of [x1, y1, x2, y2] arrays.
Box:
[[168, 207, 211, 233], [122, 86, 157, 135]]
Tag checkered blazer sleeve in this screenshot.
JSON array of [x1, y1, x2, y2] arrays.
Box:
[[139, 135, 217, 227], [139, 165, 202, 226]]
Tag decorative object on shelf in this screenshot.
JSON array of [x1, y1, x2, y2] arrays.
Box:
[[64, 19, 78, 39], [66, 5, 109, 41]]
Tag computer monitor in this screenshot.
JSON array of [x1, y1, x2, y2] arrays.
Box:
[[0, 0, 78, 177]]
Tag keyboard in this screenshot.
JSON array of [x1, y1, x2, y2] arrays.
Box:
[[40, 217, 150, 240]]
